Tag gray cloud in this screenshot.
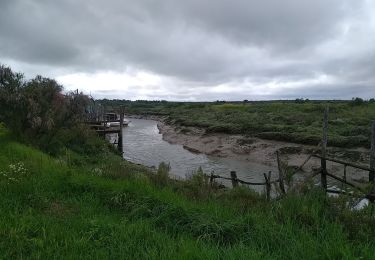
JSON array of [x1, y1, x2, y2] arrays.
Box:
[[0, 0, 374, 100]]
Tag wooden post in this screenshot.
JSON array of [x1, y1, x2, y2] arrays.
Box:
[[209, 172, 214, 187], [103, 107, 107, 136], [118, 109, 124, 154], [264, 171, 271, 200], [321, 106, 329, 190], [230, 171, 238, 188], [343, 165, 347, 182], [370, 122, 375, 183], [276, 151, 286, 194]]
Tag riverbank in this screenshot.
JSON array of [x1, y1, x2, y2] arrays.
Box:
[[117, 100, 375, 148], [155, 119, 371, 184], [126, 113, 371, 183]]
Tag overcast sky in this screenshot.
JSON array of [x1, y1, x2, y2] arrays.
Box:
[[0, 0, 374, 101]]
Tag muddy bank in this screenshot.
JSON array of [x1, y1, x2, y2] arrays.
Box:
[[156, 120, 371, 184]]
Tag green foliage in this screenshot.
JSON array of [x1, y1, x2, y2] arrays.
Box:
[[1, 129, 375, 258]]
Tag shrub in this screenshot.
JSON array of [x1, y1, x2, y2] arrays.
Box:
[[187, 167, 208, 187], [185, 167, 210, 198], [350, 97, 365, 106], [154, 162, 170, 186]]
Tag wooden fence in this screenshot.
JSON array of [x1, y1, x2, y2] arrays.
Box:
[[316, 107, 375, 202], [207, 170, 280, 200], [205, 107, 375, 203]]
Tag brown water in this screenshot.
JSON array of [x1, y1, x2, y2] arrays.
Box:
[[120, 118, 278, 191]]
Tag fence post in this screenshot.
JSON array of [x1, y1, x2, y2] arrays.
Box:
[[321, 106, 329, 190], [103, 107, 107, 136], [276, 151, 286, 194], [264, 171, 271, 200], [370, 122, 375, 183], [230, 171, 238, 188], [209, 172, 214, 187]]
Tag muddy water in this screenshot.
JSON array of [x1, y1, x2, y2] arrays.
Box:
[[121, 118, 277, 191]]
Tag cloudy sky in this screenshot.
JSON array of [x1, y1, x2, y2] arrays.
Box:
[[0, 0, 374, 101]]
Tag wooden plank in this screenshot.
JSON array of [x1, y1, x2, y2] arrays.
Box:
[[321, 106, 329, 190]]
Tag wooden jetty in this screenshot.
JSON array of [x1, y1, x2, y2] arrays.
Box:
[[84, 102, 127, 154]]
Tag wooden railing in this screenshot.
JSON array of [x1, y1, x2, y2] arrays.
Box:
[[316, 108, 375, 202]]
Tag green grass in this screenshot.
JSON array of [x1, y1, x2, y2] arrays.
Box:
[[1, 126, 375, 259], [112, 100, 375, 148]]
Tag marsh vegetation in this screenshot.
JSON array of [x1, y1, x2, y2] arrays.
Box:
[[104, 99, 375, 148]]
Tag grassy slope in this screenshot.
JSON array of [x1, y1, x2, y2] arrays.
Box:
[[1, 127, 375, 259], [123, 101, 375, 148]]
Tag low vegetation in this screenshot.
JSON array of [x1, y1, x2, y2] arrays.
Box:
[[101, 99, 375, 148]]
